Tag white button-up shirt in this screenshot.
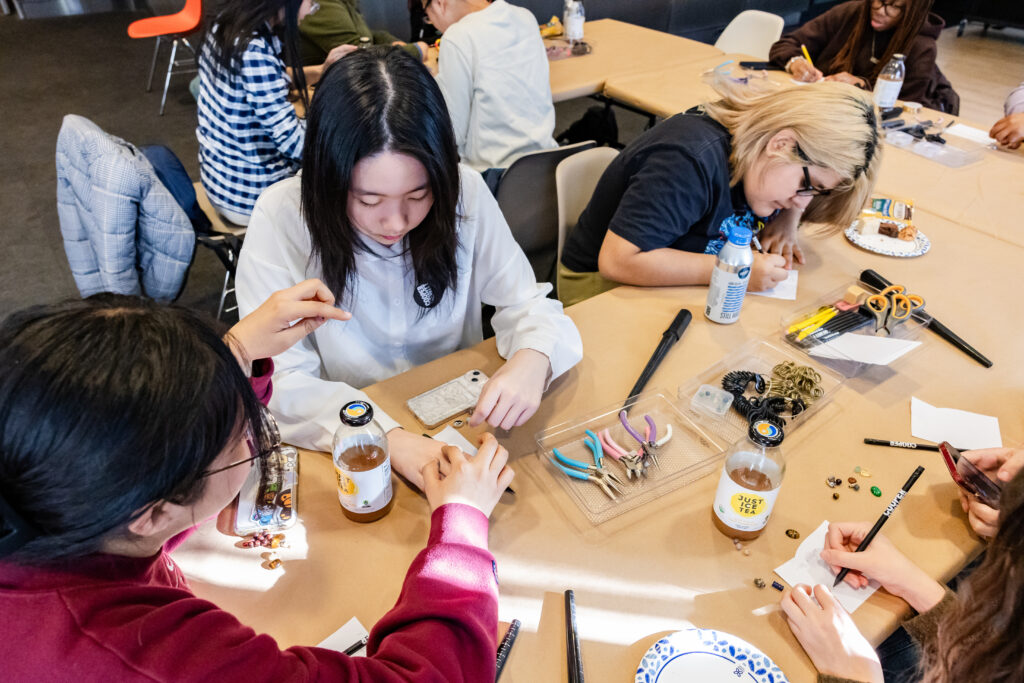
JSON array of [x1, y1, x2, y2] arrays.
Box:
[[237, 166, 583, 452]]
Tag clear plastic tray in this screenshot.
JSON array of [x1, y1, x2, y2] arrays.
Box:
[[677, 339, 845, 447], [779, 281, 929, 378], [534, 391, 725, 526], [884, 129, 985, 168]]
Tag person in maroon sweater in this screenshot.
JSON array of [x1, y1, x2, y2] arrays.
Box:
[[769, 0, 959, 114], [0, 279, 514, 682]]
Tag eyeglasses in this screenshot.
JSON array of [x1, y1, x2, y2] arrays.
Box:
[[201, 411, 282, 478], [793, 144, 833, 197], [870, 0, 905, 17]]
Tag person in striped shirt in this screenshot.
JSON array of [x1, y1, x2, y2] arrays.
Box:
[[197, 0, 354, 224]]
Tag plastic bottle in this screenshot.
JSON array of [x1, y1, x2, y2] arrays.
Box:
[[332, 400, 394, 523], [705, 226, 754, 324], [358, 36, 371, 49], [873, 53, 906, 110], [563, 0, 585, 44], [711, 419, 786, 540]]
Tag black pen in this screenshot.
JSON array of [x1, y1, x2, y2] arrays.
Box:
[[565, 590, 584, 683], [343, 635, 368, 656], [495, 618, 521, 681], [833, 466, 925, 587]]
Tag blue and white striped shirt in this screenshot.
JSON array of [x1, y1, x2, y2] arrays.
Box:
[[197, 25, 304, 218]]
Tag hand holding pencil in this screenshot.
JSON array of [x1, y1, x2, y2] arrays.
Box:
[[788, 44, 823, 82]]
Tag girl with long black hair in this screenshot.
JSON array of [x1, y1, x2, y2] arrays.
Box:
[[236, 47, 582, 481], [196, 0, 355, 224], [0, 280, 514, 679]]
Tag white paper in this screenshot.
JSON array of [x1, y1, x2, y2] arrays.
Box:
[[944, 123, 996, 146], [910, 397, 1002, 449], [318, 616, 370, 656], [432, 425, 478, 455], [750, 270, 798, 300], [774, 521, 878, 613], [808, 333, 920, 365]]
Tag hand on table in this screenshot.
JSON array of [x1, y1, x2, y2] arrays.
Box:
[[228, 278, 350, 370], [387, 428, 447, 492], [469, 349, 550, 430], [748, 252, 788, 291], [781, 584, 883, 683], [989, 113, 1024, 149], [957, 447, 1024, 538], [825, 71, 867, 88], [758, 208, 805, 269], [422, 433, 514, 516], [820, 521, 946, 613], [787, 58, 822, 83]]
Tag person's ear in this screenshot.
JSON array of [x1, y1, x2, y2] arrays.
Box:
[[765, 129, 798, 158], [126, 500, 186, 539]]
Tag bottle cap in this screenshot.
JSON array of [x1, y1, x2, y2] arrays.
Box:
[[893, 53, 905, 59], [340, 400, 373, 426], [728, 226, 753, 247], [748, 419, 784, 447]]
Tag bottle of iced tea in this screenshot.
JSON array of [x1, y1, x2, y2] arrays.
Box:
[[332, 400, 394, 523], [711, 419, 785, 540]]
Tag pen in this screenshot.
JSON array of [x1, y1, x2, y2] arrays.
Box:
[[423, 433, 516, 495], [833, 466, 925, 587], [751, 235, 763, 253], [565, 590, 584, 683], [495, 618, 521, 681], [343, 635, 368, 656], [800, 44, 815, 69]]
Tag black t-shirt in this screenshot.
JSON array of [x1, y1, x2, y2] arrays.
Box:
[[561, 111, 755, 273]]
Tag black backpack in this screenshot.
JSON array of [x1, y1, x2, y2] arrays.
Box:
[[556, 104, 618, 148]]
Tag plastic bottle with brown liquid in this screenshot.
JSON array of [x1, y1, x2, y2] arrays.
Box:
[[332, 400, 394, 523], [711, 419, 785, 540]]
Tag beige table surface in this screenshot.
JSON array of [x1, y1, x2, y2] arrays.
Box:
[[180, 196, 1022, 680], [546, 19, 723, 103]]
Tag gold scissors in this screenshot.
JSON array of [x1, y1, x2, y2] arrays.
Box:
[[865, 285, 925, 335]]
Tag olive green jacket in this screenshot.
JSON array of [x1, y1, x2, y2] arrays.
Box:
[[298, 0, 420, 65]]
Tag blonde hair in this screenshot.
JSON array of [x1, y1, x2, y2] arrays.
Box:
[[701, 80, 880, 231]]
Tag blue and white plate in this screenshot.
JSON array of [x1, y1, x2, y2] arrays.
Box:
[[635, 628, 789, 683], [845, 220, 930, 258]]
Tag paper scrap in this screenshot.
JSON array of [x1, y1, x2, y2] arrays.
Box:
[[750, 269, 798, 301], [808, 333, 920, 365], [432, 425, 478, 455], [774, 520, 878, 613], [318, 616, 369, 656], [944, 123, 996, 146], [910, 397, 1002, 450]]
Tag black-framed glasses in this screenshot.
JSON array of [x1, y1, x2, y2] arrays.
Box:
[[201, 411, 282, 478], [793, 144, 832, 197], [870, 0, 905, 17]]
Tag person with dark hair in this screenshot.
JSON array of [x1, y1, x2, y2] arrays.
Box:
[[780, 453, 1024, 682], [769, 0, 959, 114], [236, 47, 582, 478], [298, 0, 428, 66], [0, 279, 515, 680], [196, 0, 356, 225]]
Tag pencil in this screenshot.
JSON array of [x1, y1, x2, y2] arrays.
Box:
[[495, 619, 521, 681], [343, 635, 368, 656], [833, 466, 925, 587], [800, 44, 815, 69], [565, 590, 584, 683]]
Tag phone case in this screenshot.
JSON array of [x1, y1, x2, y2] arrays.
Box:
[[234, 445, 299, 535], [940, 442, 1002, 509], [406, 369, 488, 429]]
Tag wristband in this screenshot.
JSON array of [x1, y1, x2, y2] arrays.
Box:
[[785, 55, 804, 73]]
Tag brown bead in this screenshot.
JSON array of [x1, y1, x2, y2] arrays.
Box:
[[848, 477, 857, 484], [785, 528, 800, 539], [833, 492, 840, 500]]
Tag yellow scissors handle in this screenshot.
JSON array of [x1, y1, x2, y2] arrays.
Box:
[[889, 293, 925, 323]]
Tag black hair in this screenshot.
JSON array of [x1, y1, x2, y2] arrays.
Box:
[[300, 46, 461, 311], [0, 294, 271, 564], [201, 0, 309, 111]]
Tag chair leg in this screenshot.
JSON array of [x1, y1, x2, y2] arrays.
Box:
[[217, 269, 231, 319], [146, 36, 162, 93], [159, 37, 178, 116]]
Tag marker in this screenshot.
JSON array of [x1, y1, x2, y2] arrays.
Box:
[[833, 466, 924, 587], [800, 44, 815, 69], [495, 619, 521, 681]]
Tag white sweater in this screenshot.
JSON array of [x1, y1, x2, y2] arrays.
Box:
[[236, 166, 583, 452], [436, 0, 558, 171]]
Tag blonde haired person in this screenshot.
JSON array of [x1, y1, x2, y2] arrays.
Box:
[[558, 81, 880, 307]]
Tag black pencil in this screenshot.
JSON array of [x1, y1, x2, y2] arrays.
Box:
[[833, 466, 925, 587], [864, 438, 938, 452], [495, 618, 520, 681], [565, 590, 584, 683]]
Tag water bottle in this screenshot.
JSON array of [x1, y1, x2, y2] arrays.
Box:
[[358, 36, 371, 49], [705, 226, 754, 324], [563, 0, 585, 44], [873, 54, 906, 110], [332, 401, 394, 523], [712, 419, 786, 540]]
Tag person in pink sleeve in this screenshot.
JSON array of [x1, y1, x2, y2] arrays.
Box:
[[0, 278, 514, 682]]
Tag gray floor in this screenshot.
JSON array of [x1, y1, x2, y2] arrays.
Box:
[[0, 9, 654, 322]]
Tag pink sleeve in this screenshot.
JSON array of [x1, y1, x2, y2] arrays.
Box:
[[250, 358, 274, 406]]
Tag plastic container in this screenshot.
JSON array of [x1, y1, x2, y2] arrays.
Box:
[[563, 0, 584, 43], [873, 54, 905, 110], [705, 226, 754, 324]]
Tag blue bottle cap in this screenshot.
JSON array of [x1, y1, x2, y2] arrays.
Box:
[[728, 227, 753, 246]]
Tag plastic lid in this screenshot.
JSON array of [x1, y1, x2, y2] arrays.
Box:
[[748, 419, 784, 447], [728, 226, 753, 247], [340, 400, 373, 426], [893, 53, 905, 59]]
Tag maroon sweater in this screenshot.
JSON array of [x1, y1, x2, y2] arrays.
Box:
[[0, 365, 499, 681], [769, 1, 959, 114]]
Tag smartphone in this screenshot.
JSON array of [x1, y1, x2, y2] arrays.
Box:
[[880, 107, 903, 120], [738, 61, 783, 70], [406, 369, 488, 429], [940, 441, 1002, 509]]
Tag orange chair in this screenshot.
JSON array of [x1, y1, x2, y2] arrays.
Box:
[[127, 0, 203, 115]]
